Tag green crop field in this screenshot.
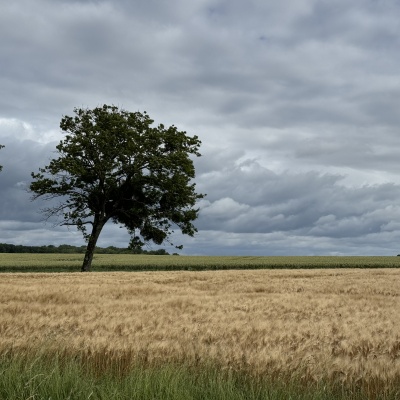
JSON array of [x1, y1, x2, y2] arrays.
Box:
[[0, 253, 399, 272]]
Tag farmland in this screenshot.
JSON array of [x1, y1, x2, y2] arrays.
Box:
[[1, 264, 400, 398], [0, 253, 399, 272]]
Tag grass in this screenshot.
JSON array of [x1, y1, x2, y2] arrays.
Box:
[[0, 350, 396, 399], [0, 253, 399, 272], [2, 269, 400, 398]]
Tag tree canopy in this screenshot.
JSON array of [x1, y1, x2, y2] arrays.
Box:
[[30, 105, 204, 271]]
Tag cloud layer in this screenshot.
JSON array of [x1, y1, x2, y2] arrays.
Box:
[[1, 0, 400, 255]]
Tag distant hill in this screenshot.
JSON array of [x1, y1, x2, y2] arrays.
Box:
[[0, 243, 170, 255]]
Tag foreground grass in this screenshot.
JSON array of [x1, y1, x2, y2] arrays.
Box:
[[0, 254, 399, 272], [1, 350, 396, 400]]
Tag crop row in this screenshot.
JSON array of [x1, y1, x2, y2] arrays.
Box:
[[0, 254, 399, 272]]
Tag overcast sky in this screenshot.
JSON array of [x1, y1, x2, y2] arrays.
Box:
[[1, 0, 400, 255]]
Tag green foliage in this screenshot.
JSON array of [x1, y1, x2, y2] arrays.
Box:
[[30, 105, 204, 270], [128, 235, 145, 253]]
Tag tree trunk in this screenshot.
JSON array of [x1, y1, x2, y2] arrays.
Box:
[[81, 216, 106, 272]]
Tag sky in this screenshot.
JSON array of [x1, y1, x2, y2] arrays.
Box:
[[1, 0, 400, 255]]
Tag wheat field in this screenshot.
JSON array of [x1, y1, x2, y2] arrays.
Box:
[[1, 268, 400, 394]]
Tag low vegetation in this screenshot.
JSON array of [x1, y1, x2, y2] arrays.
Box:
[[0, 254, 399, 272], [0, 242, 170, 255], [1, 268, 400, 398]]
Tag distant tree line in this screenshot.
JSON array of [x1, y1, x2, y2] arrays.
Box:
[[0, 243, 171, 255]]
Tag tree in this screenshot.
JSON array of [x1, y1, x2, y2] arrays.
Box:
[[30, 105, 204, 271], [0, 144, 4, 172]]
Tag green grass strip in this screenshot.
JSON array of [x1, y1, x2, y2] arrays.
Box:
[[0, 254, 400, 272], [0, 351, 398, 400]]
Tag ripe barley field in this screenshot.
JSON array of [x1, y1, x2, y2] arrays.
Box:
[[1, 268, 400, 398]]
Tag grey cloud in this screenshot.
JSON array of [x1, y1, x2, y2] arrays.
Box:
[[195, 158, 400, 242], [0, 220, 85, 246], [1, 0, 400, 254], [197, 158, 341, 206], [0, 137, 56, 222], [176, 229, 400, 256]]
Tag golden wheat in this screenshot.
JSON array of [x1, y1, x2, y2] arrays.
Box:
[[1, 269, 400, 386]]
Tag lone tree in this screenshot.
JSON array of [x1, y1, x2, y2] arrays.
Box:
[[30, 105, 204, 271], [0, 144, 4, 171]]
